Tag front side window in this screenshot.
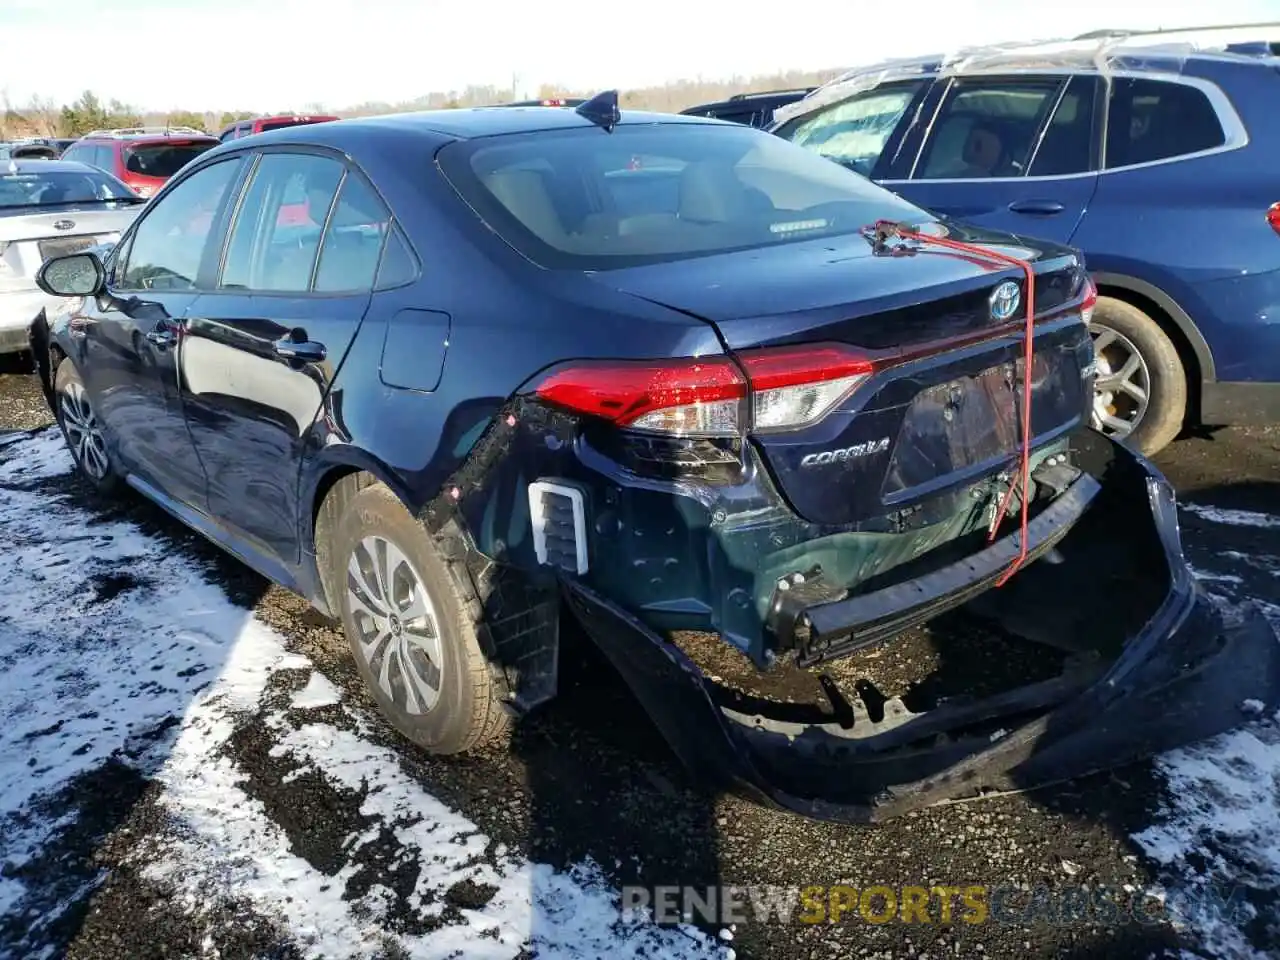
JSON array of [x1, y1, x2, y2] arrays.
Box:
[[773, 84, 922, 176], [1105, 77, 1226, 169], [219, 152, 344, 292], [437, 123, 931, 270], [117, 158, 242, 291], [914, 79, 1064, 179]]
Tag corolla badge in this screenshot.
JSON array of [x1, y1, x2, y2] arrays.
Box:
[[52, 219, 75, 231], [989, 280, 1021, 322], [800, 437, 890, 468]]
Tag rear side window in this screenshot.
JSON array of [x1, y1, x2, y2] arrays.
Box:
[[1104, 78, 1226, 168], [776, 84, 921, 176], [220, 152, 344, 292], [124, 141, 216, 178], [313, 174, 392, 292], [915, 79, 1064, 179], [1027, 76, 1098, 177], [438, 123, 929, 270], [375, 225, 418, 289]]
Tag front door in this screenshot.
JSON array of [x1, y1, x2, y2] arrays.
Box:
[[179, 150, 391, 564], [886, 75, 1102, 246], [79, 156, 246, 502]]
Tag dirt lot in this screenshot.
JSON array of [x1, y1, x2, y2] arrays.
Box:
[[1, 354, 1277, 960]]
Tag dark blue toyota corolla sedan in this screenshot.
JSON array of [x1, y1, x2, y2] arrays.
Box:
[[29, 95, 1279, 822]]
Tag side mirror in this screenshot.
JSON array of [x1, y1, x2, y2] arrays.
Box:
[[36, 252, 105, 298]]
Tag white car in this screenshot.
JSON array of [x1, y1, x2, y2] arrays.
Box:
[[0, 159, 145, 355]]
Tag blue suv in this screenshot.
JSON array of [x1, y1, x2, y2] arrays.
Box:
[[771, 25, 1280, 455]]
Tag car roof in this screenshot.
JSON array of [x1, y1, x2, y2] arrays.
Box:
[[772, 22, 1280, 126], [230, 105, 725, 147], [2, 158, 102, 174]]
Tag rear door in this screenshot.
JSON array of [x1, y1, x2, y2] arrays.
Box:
[[179, 149, 389, 564], [886, 74, 1102, 245]]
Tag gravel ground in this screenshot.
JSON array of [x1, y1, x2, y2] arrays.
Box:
[[1, 359, 1277, 960]]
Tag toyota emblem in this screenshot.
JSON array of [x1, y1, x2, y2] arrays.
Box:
[[52, 219, 75, 231]]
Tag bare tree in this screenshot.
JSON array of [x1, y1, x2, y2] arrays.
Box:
[[24, 95, 60, 136]]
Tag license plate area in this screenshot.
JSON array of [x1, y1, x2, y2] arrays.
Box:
[[38, 235, 100, 261], [883, 352, 1071, 498]]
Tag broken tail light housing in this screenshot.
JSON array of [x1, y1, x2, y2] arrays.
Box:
[[1080, 275, 1098, 325], [1267, 202, 1280, 238], [533, 343, 876, 438]]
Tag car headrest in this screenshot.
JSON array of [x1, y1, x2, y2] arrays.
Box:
[[483, 168, 567, 243]]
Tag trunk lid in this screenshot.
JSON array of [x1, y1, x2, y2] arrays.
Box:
[[0, 205, 142, 291], [597, 229, 1094, 526]]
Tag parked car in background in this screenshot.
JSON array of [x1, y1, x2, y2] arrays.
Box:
[[495, 98, 587, 107], [28, 96, 1275, 822], [0, 159, 144, 354], [680, 88, 816, 128], [61, 127, 219, 199], [0, 141, 59, 160], [770, 23, 1280, 456], [217, 114, 341, 142]]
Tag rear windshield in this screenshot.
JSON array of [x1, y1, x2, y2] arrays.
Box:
[[123, 142, 215, 178], [436, 122, 930, 269], [0, 168, 139, 208]]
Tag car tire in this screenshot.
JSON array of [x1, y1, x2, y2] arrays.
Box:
[[329, 481, 510, 755], [53, 359, 121, 495], [1089, 296, 1186, 457]]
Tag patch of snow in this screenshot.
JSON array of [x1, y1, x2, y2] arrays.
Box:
[[0, 427, 72, 483], [289, 670, 342, 709], [1134, 716, 1280, 960], [0, 432, 728, 959], [1182, 503, 1280, 531]]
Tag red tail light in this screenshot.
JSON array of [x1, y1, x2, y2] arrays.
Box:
[[1268, 202, 1280, 237], [533, 343, 876, 437]]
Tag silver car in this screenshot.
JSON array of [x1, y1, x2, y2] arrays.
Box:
[[0, 158, 145, 354]]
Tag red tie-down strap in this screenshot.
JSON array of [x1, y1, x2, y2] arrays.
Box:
[[868, 220, 1037, 587]]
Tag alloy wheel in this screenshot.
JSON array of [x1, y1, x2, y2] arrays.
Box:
[[1089, 322, 1151, 439], [60, 381, 110, 480], [346, 535, 444, 714]]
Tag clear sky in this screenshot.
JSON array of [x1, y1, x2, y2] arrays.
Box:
[[2, 0, 1279, 112]]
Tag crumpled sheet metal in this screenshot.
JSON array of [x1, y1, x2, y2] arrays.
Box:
[[771, 23, 1280, 128]]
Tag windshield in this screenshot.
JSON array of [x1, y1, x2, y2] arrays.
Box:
[[437, 122, 931, 269], [0, 168, 141, 208], [772, 83, 923, 177], [123, 142, 215, 178]]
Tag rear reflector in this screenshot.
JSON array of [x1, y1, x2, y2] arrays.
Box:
[[1268, 202, 1280, 237]]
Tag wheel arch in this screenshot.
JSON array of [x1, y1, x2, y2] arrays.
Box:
[[303, 447, 416, 615], [1090, 271, 1215, 423]]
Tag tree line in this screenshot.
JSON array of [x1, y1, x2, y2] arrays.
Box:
[[0, 67, 841, 140]]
